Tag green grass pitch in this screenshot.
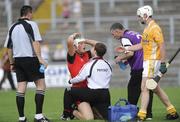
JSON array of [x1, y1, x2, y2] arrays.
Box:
[[0, 87, 180, 122]]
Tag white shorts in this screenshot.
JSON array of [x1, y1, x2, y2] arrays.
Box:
[[143, 60, 161, 78]]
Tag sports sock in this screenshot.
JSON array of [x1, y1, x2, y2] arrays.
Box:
[[35, 90, 45, 114], [137, 109, 147, 120], [63, 88, 74, 117], [167, 105, 177, 115], [63, 109, 72, 117], [16, 92, 25, 117]]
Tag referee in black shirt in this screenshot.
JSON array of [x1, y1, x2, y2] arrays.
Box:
[[4, 5, 50, 122]]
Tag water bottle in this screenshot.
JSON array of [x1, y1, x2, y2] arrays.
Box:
[[39, 64, 46, 73], [118, 61, 127, 70]]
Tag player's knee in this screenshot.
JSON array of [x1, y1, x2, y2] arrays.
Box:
[[84, 115, 94, 120], [141, 86, 149, 93], [83, 113, 94, 120], [78, 102, 94, 120], [35, 79, 46, 90], [17, 82, 27, 93]]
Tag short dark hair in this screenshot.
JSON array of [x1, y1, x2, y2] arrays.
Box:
[[20, 5, 32, 17], [110, 23, 124, 31], [95, 43, 107, 57]]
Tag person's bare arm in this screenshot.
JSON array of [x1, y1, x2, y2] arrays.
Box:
[[33, 41, 48, 68], [115, 51, 134, 63], [159, 42, 166, 62], [7, 48, 15, 71], [115, 43, 142, 53], [84, 39, 98, 57], [7, 48, 14, 65], [158, 42, 167, 74], [67, 33, 80, 56], [84, 39, 97, 47], [126, 43, 142, 51]]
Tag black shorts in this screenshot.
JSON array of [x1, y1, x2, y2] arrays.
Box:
[[69, 88, 111, 120], [14, 57, 44, 82]]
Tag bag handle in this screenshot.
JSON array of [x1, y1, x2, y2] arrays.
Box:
[[115, 98, 130, 106]]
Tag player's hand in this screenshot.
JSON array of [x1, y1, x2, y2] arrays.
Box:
[[115, 46, 126, 53], [38, 57, 48, 68], [159, 62, 167, 74], [114, 56, 122, 63]]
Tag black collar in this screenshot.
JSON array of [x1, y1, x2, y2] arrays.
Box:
[[93, 56, 103, 60], [18, 18, 29, 21]]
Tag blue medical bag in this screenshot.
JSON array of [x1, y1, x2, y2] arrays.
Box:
[[108, 98, 138, 122]]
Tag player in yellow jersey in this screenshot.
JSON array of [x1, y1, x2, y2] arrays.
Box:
[[120, 5, 179, 121]]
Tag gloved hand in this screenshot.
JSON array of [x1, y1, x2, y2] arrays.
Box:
[[159, 62, 167, 74]]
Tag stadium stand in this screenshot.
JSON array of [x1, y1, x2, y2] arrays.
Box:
[[0, 0, 179, 87]]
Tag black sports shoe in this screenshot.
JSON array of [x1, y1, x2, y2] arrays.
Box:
[[166, 112, 179, 120], [60, 114, 70, 121], [69, 114, 74, 120], [146, 113, 153, 121], [19, 117, 27, 122], [34, 116, 50, 122], [60, 114, 74, 120]]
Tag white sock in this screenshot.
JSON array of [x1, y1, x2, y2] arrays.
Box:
[[19, 117, 25, 121], [35, 113, 43, 119]]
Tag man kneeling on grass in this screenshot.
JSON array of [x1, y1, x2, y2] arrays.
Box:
[[68, 43, 112, 120]]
